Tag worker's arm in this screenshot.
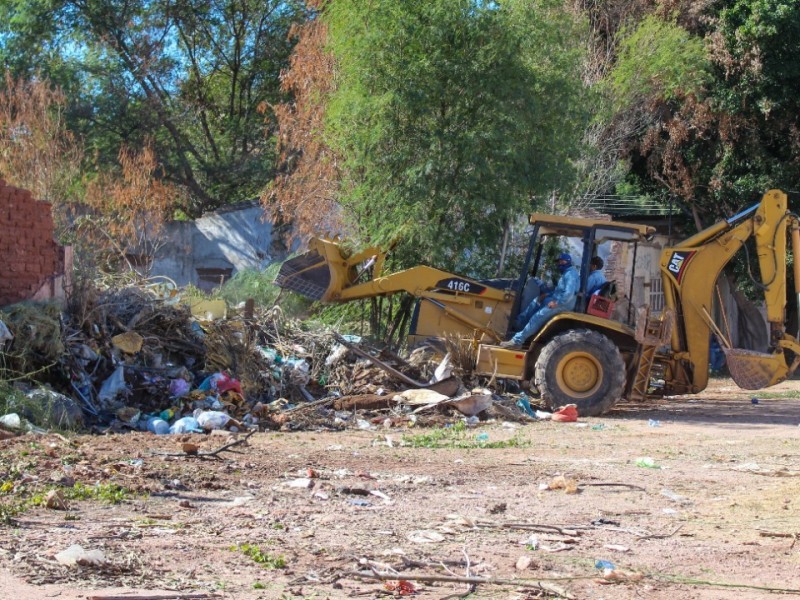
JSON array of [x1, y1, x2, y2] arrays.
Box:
[[548, 269, 579, 309]]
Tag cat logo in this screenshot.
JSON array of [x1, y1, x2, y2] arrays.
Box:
[[667, 251, 695, 283]]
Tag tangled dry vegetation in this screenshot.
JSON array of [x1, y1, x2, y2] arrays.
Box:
[[0, 279, 524, 438]]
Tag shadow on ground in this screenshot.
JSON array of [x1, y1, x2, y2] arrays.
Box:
[[610, 395, 800, 429]]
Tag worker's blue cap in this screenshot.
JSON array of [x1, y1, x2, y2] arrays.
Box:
[[557, 253, 572, 264]]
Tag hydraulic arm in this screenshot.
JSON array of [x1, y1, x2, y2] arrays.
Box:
[[660, 189, 800, 392]]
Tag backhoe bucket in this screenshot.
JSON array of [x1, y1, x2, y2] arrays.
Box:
[[722, 347, 788, 390]]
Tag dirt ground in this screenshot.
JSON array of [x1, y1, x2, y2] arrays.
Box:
[[2, 377, 800, 600]]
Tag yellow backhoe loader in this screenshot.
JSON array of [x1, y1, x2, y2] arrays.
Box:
[[276, 189, 800, 416]]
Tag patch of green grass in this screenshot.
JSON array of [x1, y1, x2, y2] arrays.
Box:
[[0, 498, 28, 524], [750, 391, 799, 399], [0, 481, 131, 525], [233, 543, 287, 569], [64, 482, 130, 504], [401, 421, 529, 449]]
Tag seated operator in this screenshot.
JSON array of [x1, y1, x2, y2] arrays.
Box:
[[500, 252, 580, 349], [586, 256, 606, 297]]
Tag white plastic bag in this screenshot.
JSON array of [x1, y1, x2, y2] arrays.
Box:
[[98, 366, 128, 403], [196, 410, 231, 431]]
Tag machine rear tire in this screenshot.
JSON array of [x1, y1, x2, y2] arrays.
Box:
[[535, 329, 625, 417]]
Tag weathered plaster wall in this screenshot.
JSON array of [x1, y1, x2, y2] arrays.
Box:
[[152, 203, 285, 289]]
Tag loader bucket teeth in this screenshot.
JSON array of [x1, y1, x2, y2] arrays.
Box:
[[275, 250, 333, 301]]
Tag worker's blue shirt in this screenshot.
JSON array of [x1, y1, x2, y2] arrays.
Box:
[[553, 267, 579, 310], [586, 270, 607, 296]]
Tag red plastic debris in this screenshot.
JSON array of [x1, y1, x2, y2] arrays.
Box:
[[384, 579, 417, 595], [551, 404, 578, 422]]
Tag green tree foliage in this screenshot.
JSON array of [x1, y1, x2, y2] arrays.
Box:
[[601, 2, 800, 224], [610, 15, 710, 106], [0, 0, 305, 215], [323, 0, 588, 274]]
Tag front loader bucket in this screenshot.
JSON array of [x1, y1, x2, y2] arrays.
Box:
[[274, 237, 382, 302], [275, 248, 334, 301]]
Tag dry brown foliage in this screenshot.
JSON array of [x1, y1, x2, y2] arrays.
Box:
[[0, 71, 82, 215], [81, 143, 182, 274], [262, 3, 345, 243]]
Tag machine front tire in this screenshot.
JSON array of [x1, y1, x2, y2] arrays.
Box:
[[535, 329, 625, 417]]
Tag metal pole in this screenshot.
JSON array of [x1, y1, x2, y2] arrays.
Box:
[[628, 241, 638, 324]]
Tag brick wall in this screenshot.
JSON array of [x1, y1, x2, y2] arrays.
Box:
[[0, 179, 66, 306]]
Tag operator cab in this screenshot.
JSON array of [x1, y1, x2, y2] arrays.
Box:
[[510, 214, 655, 333]]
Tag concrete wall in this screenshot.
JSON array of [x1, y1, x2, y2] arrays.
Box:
[[151, 203, 285, 290], [0, 180, 69, 306]]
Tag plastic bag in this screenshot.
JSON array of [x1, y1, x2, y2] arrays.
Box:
[[55, 545, 106, 567], [169, 378, 191, 398], [284, 359, 310, 386], [216, 372, 241, 394], [0, 319, 13, 345], [515, 395, 537, 418], [0, 413, 22, 429], [551, 404, 578, 422], [196, 410, 231, 431], [197, 372, 242, 395], [97, 366, 128, 402], [170, 416, 201, 434]]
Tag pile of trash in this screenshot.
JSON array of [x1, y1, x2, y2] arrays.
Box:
[[0, 284, 538, 437]]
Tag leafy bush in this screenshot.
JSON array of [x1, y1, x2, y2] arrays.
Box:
[[218, 264, 311, 317]]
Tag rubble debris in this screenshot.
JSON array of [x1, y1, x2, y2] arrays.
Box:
[[333, 394, 396, 411], [45, 489, 68, 510], [111, 331, 144, 354], [0, 280, 560, 436], [446, 388, 493, 416]]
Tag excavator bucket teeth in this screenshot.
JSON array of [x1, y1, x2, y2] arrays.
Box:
[[274, 250, 333, 301]]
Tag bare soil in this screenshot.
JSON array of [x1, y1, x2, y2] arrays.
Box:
[[2, 377, 800, 599]]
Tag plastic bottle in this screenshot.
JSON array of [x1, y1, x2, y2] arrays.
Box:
[[595, 559, 615, 570], [475, 432, 489, 442], [146, 417, 170, 435], [648, 419, 661, 427]]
